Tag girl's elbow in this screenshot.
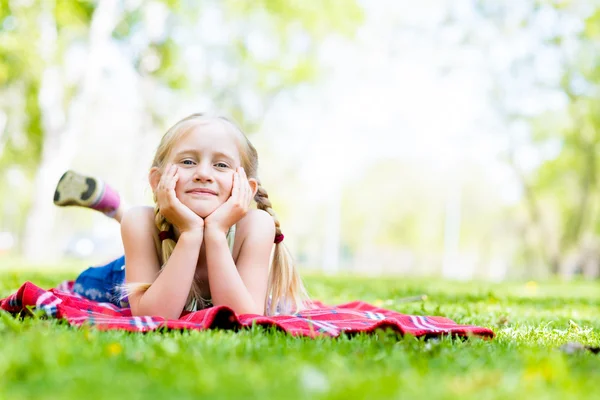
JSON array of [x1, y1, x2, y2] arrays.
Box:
[[215, 300, 263, 316], [132, 308, 180, 320], [237, 308, 264, 316], [247, 307, 265, 316], [238, 303, 265, 316], [132, 299, 182, 320]]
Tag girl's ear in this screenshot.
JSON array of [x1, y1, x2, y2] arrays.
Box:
[[248, 178, 259, 198], [149, 167, 161, 192]]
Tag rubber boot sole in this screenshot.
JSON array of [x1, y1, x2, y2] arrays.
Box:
[[53, 170, 104, 207]]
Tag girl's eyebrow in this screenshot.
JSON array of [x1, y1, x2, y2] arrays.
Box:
[[213, 151, 236, 162], [174, 149, 236, 162], [174, 149, 198, 157]]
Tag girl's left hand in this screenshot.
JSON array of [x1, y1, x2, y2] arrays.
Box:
[[204, 167, 253, 236]]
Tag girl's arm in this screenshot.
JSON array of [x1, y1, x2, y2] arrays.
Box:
[[122, 206, 202, 319], [204, 209, 275, 315]]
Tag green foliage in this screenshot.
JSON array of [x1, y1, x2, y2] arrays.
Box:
[[583, 8, 600, 39], [0, 0, 364, 240], [55, 0, 95, 35], [528, 5, 600, 254], [0, 5, 42, 86], [0, 0, 93, 175], [225, 0, 364, 38], [473, 1, 600, 269], [115, 0, 365, 129], [1, 269, 599, 399], [149, 38, 188, 90], [0, 82, 42, 175], [0, 1, 45, 181], [111, 7, 143, 41], [0, 0, 364, 166]]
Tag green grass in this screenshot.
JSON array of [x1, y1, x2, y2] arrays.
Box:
[[1, 267, 599, 399]]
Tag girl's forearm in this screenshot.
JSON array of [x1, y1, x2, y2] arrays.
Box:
[[136, 231, 202, 319], [204, 228, 262, 315]]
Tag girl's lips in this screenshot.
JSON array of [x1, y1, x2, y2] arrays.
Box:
[[187, 189, 217, 195]]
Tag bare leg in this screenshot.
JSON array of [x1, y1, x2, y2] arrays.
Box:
[[111, 205, 125, 223], [53, 170, 125, 222]]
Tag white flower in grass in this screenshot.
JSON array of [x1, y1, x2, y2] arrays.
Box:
[[299, 366, 329, 394]]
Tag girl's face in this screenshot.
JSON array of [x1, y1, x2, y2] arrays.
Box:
[[166, 121, 242, 218]]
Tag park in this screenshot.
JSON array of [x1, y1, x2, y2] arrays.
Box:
[[1, 1, 599, 399]]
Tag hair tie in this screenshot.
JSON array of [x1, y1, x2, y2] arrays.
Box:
[[159, 230, 173, 241], [274, 233, 284, 244]]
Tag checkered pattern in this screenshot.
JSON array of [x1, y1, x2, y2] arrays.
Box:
[[1, 281, 494, 339]]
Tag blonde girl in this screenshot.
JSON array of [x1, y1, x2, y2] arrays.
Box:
[[54, 113, 308, 318]]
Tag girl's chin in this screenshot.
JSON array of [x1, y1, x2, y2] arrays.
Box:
[[189, 205, 218, 219], [180, 198, 223, 219]]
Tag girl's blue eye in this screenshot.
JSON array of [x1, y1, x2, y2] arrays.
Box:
[[215, 162, 229, 168], [182, 160, 195, 165]]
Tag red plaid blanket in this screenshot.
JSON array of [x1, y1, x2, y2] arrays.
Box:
[[0, 281, 494, 339]]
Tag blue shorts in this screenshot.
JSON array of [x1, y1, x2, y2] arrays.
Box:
[[72, 255, 127, 306]]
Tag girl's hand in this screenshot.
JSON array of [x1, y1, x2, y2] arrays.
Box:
[[204, 167, 252, 236], [155, 164, 204, 234]]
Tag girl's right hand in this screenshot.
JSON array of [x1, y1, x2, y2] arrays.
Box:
[[155, 164, 204, 234]]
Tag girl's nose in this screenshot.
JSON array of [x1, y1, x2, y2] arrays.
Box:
[[194, 162, 213, 182]]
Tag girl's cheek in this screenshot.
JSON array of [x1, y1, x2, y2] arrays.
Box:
[[174, 179, 186, 192]]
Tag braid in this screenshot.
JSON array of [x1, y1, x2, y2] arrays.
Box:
[[254, 182, 309, 315], [153, 202, 175, 264], [254, 183, 282, 236]]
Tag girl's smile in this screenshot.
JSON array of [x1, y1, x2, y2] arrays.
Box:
[[186, 188, 218, 196]]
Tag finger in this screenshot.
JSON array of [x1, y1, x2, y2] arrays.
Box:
[[159, 164, 174, 189], [161, 165, 179, 205], [169, 167, 179, 190], [240, 167, 251, 206], [239, 167, 248, 196], [239, 167, 247, 185], [231, 170, 240, 200], [164, 165, 178, 190]]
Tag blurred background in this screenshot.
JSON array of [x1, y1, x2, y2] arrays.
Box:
[[1, 0, 599, 281]]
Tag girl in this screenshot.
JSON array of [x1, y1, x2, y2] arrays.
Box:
[[54, 113, 309, 318]]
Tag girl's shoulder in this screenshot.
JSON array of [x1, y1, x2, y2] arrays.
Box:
[[121, 206, 158, 238], [237, 209, 275, 232], [122, 206, 156, 225], [230, 209, 276, 264], [234, 209, 276, 247], [121, 206, 162, 261]]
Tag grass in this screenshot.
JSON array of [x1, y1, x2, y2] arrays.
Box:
[[1, 266, 599, 400]]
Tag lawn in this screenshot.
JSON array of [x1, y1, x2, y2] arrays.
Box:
[[1, 266, 599, 399]]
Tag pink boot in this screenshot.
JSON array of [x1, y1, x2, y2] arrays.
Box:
[[53, 170, 120, 216]]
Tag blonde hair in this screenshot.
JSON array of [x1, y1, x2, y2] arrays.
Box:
[[122, 113, 309, 315]]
